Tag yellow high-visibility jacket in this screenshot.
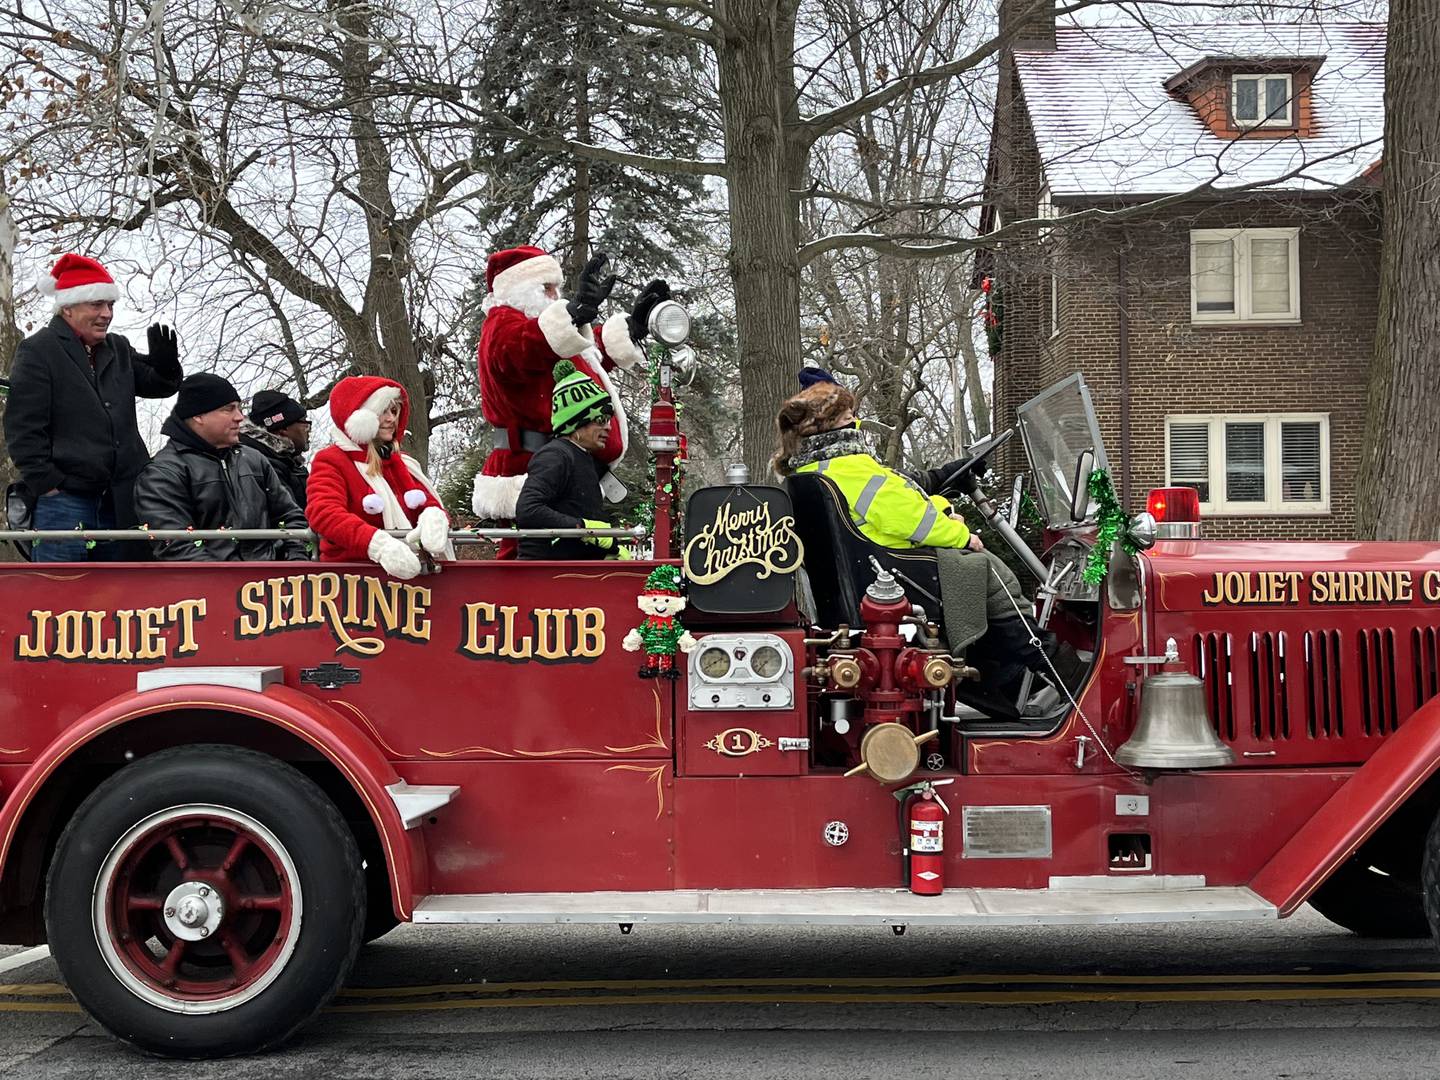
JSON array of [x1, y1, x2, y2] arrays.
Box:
[[797, 453, 970, 550]]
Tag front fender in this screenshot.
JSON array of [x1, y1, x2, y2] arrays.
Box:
[[1251, 694, 1440, 915], [0, 683, 422, 920]]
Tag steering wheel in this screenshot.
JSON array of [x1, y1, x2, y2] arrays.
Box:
[[939, 427, 1014, 498]]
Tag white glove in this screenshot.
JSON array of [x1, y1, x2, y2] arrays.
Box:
[[405, 505, 449, 556], [623, 628, 644, 653], [367, 530, 422, 580]]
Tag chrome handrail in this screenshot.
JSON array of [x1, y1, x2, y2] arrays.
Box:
[[0, 526, 648, 544]]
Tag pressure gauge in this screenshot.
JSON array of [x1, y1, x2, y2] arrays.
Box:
[[698, 646, 732, 680], [687, 634, 795, 710], [750, 645, 784, 680]]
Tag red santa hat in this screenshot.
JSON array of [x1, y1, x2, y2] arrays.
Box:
[[485, 246, 563, 304], [39, 253, 120, 313], [328, 375, 409, 447]]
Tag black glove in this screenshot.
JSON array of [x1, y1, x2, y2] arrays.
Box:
[[146, 324, 180, 377], [567, 252, 617, 328], [626, 279, 671, 344]]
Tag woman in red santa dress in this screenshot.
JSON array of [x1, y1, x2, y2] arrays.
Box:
[[307, 375, 454, 580], [471, 246, 668, 558]]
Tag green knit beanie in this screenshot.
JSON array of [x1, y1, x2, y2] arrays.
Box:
[[551, 360, 613, 434]]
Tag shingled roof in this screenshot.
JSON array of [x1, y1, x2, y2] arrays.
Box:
[[1015, 22, 1385, 198]]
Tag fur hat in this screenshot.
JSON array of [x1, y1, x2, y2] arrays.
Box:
[[771, 381, 858, 476], [328, 375, 408, 447], [39, 253, 120, 313]]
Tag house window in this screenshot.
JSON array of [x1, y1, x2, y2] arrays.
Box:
[[1190, 228, 1300, 324], [1166, 414, 1329, 514], [1232, 73, 1293, 127]]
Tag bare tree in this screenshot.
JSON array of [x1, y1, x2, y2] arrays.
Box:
[[0, 0, 494, 464], [1355, 0, 1440, 539]]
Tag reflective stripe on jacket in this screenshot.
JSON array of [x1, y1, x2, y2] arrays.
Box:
[[797, 454, 970, 550]]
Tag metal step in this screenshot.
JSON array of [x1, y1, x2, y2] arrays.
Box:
[[411, 884, 1276, 927]]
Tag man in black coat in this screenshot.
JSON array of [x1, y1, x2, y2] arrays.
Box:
[[4, 254, 183, 560], [516, 360, 626, 561], [240, 389, 311, 509], [133, 374, 311, 562]]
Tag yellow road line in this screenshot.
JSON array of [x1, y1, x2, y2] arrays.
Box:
[[0, 1001, 80, 1014], [323, 986, 1440, 1013], [0, 983, 67, 996]]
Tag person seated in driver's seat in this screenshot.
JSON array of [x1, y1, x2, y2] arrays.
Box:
[[772, 376, 1085, 697]]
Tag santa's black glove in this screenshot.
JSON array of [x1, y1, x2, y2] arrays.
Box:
[[146, 323, 180, 377], [626, 279, 671, 344], [567, 252, 617, 329]]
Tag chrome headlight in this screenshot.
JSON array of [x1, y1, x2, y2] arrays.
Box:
[[648, 300, 691, 345]]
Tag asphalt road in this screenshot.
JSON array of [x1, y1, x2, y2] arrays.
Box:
[[4, 909, 1440, 1078]]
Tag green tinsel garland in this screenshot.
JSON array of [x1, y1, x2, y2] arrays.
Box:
[[1081, 467, 1141, 585]]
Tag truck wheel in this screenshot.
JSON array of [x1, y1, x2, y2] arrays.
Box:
[[1310, 855, 1430, 938], [45, 745, 365, 1057]]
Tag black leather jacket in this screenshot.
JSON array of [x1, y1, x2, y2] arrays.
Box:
[[132, 415, 311, 562]]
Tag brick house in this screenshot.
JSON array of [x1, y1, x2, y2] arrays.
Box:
[[981, 10, 1385, 538]]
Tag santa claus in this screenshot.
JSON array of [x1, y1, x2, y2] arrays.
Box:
[[471, 246, 668, 557]]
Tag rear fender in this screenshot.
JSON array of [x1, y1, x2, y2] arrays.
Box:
[[0, 683, 422, 921], [1251, 695, 1440, 915]]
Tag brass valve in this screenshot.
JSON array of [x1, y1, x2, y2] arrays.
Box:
[[829, 655, 863, 690], [920, 655, 954, 689], [802, 662, 830, 684]]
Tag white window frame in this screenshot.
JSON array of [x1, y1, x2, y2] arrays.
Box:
[[1231, 72, 1293, 128], [1165, 413, 1330, 515], [1189, 227, 1301, 325], [1040, 185, 1060, 339]]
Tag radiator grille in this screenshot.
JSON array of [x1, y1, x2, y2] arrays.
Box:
[[1414, 627, 1440, 711], [1304, 629, 1344, 739], [1357, 628, 1399, 736]]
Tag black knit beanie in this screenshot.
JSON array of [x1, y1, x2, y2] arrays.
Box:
[[174, 373, 241, 419], [250, 389, 307, 430]]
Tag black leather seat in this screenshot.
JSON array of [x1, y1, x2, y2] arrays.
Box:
[[784, 473, 942, 627]]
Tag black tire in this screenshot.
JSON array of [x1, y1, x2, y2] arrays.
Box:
[[45, 745, 365, 1057], [1423, 811, 1440, 946], [1309, 854, 1430, 938]]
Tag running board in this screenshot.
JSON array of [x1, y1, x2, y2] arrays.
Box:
[[411, 885, 1276, 927]]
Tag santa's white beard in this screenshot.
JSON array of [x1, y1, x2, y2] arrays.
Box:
[[485, 281, 562, 319]]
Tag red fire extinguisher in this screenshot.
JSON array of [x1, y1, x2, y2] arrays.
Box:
[[901, 781, 952, 896]]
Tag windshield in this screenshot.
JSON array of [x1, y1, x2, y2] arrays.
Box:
[[1016, 374, 1110, 527]]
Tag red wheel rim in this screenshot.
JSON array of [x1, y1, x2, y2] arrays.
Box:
[[97, 806, 301, 1012]]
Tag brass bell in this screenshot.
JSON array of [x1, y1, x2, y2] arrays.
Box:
[[1116, 669, 1235, 769]]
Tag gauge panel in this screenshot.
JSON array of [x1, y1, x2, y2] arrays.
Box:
[[687, 634, 794, 710]]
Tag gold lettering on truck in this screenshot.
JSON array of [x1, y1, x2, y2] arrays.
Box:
[[1200, 569, 1426, 607], [14, 600, 209, 663]]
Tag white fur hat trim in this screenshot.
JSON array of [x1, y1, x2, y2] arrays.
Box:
[[344, 385, 402, 445], [491, 253, 563, 302]]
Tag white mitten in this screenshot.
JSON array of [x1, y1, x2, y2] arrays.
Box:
[[405, 505, 449, 556], [367, 530, 422, 580]]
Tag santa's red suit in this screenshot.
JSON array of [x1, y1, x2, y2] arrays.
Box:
[[471, 246, 642, 555], [307, 376, 453, 578]]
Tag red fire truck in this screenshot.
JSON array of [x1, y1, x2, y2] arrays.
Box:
[[2, 359, 1438, 1058]]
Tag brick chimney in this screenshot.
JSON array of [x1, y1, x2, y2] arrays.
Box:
[[999, 0, 1057, 52]]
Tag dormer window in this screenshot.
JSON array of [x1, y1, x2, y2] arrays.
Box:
[[1232, 73, 1293, 128]]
